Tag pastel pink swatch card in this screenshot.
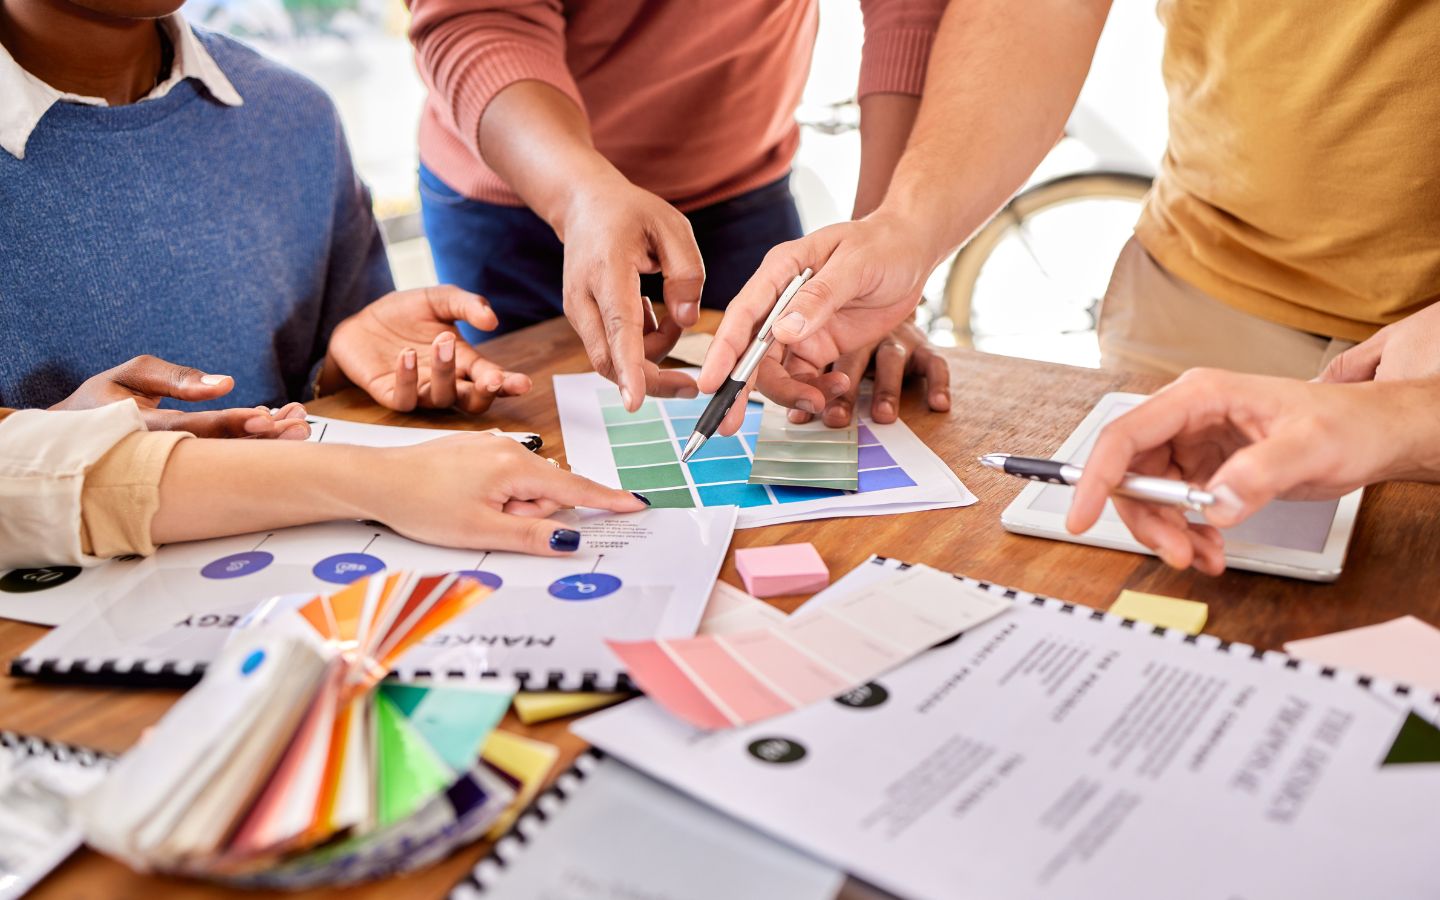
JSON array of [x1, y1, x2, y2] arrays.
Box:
[[608, 564, 1011, 730]]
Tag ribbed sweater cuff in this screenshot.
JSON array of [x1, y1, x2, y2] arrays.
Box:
[[858, 27, 936, 98], [450, 41, 585, 157]]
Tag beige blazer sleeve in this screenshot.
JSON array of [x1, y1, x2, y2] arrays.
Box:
[[0, 402, 190, 568]]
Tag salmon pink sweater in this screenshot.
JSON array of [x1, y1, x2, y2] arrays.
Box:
[[409, 0, 943, 211]]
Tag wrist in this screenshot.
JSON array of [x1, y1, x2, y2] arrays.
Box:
[[1390, 380, 1440, 481], [547, 161, 632, 242]]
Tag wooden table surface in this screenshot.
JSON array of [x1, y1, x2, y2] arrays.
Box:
[[5, 313, 1439, 899]]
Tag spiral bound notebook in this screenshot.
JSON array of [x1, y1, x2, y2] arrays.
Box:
[[10, 508, 736, 692], [576, 556, 1440, 900], [0, 732, 114, 900], [449, 749, 843, 900]]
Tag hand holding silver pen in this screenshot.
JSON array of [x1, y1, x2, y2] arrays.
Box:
[[979, 453, 1216, 511]]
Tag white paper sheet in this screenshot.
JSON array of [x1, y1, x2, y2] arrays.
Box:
[[456, 754, 843, 900], [0, 735, 112, 900], [15, 508, 736, 690], [578, 558, 1440, 900], [556, 371, 975, 529]]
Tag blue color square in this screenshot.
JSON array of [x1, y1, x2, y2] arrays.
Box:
[[697, 482, 773, 508], [858, 444, 896, 469], [687, 456, 753, 484], [674, 434, 746, 461], [742, 410, 763, 432], [858, 466, 915, 492], [771, 484, 847, 503], [670, 416, 699, 435], [662, 397, 714, 417], [742, 433, 759, 452]]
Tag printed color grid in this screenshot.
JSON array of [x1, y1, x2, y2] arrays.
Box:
[[597, 387, 916, 509]]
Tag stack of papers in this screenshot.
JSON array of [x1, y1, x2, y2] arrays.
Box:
[[747, 401, 859, 491], [80, 572, 520, 888]]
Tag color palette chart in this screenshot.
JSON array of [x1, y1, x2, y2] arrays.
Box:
[[556, 371, 977, 528], [607, 564, 1011, 730]]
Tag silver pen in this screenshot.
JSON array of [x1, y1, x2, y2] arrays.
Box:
[[979, 453, 1216, 510], [680, 268, 813, 463]]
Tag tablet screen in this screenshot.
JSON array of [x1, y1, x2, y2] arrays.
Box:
[[1024, 397, 1340, 553]]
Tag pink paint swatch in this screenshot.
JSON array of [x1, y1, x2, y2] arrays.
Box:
[[609, 564, 1012, 730]]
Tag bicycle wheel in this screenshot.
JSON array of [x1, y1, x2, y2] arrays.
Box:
[[939, 171, 1152, 366]]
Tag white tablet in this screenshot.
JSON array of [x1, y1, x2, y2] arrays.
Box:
[[1000, 392, 1362, 582]]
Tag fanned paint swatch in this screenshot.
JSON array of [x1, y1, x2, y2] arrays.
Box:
[[747, 402, 858, 491], [607, 564, 1011, 730]]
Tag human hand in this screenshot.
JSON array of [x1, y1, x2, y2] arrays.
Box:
[[773, 320, 952, 427], [51, 355, 309, 439], [353, 433, 649, 555], [324, 286, 532, 414], [1319, 302, 1440, 383], [699, 214, 943, 434], [1065, 369, 1440, 574], [556, 176, 705, 410]]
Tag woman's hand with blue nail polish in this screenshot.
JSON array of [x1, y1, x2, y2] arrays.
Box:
[[352, 433, 647, 555]]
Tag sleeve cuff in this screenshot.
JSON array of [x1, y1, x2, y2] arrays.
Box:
[[80, 431, 192, 560], [449, 41, 586, 157], [858, 27, 937, 98]]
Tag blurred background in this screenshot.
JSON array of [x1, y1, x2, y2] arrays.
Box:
[[183, 0, 1167, 368]]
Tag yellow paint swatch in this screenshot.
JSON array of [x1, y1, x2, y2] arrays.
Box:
[[1110, 590, 1208, 635], [481, 731, 560, 838], [512, 691, 628, 725]]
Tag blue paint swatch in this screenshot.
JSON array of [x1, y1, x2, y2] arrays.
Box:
[[697, 482, 773, 507], [858, 466, 916, 492], [688, 456, 754, 485], [772, 484, 847, 503], [674, 434, 747, 461]]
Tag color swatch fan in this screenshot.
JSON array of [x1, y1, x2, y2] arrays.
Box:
[[79, 572, 520, 888]]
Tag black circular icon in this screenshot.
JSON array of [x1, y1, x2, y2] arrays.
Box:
[[834, 682, 889, 709], [0, 566, 82, 593], [747, 737, 807, 765]]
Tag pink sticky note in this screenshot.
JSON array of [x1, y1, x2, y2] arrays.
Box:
[[1283, 616, 1440, 694], [734, 543, 830, 598]]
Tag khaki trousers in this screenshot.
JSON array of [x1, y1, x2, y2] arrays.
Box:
[[1097, 238, 1355, 379]]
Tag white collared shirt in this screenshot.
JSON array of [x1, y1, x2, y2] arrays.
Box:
[[0, 14, 244, 160]]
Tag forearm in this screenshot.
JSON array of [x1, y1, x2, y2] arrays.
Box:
[[151, 441, 376, 543], [875, 0, 1112, 263], [479, 81, 624, 240], [853, 93, 921, 219]]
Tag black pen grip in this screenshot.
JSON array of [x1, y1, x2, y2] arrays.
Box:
[[1002, 457, 1067, 481], [694, 377, 747, 440]]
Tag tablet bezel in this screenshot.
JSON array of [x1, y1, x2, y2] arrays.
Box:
[[1000, 392, 1362, 582]]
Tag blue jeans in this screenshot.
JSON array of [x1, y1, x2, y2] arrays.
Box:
[[419, 165, 804, 343]]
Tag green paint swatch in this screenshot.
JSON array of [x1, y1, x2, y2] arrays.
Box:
[[374, 693, 454, 825], [641, 487, 696, 508], [1382, 711, 1440, 765], [607, 419, 671, 444], [611, 440, 679, 467], [379, 682, 512, 772], [618, 463, 686, 490], [602, 401, 658, 424]]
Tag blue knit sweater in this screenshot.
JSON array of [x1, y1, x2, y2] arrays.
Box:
[[0, 30, 394, 409]]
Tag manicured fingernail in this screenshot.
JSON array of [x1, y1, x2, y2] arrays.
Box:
[[776, 312, 806, 337], [549, 529, 581, 552], [437, 335, 454, 363], [1207, 484, 1244, 523], [631, 492, 652, 506], [199, 374, 227, 386], [403, 349, 416, 370], [875, 399, 894, 418]]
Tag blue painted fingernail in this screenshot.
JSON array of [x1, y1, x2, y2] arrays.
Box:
[[549, 529, 581, 552], [631, 492, 652, 506]]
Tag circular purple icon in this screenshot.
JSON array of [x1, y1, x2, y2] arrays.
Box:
[[201, 551, 275, 580], [313, 553, 385, 585], [547, 573, 623, 601], [456, 570, 504, 590]]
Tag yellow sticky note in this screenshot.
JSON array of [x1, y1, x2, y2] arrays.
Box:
[[511, 691, 628, 725], [481, 730, 560, 838], [1110, 590, 1208, 635]]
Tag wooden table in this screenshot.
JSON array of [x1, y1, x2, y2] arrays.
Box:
[[6, 313, 1440, 899]]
